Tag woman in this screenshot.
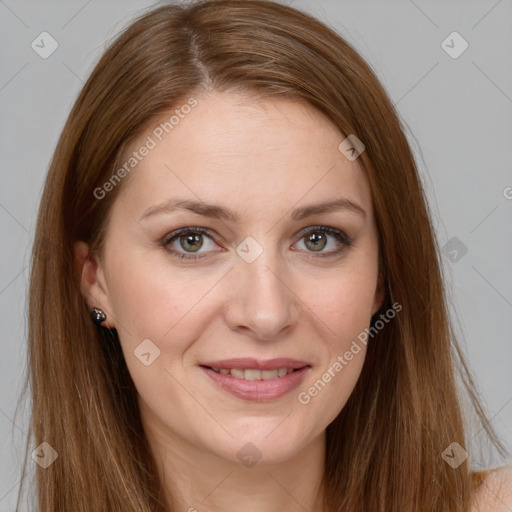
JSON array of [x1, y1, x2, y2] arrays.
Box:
[[18, 0, 511, 510]]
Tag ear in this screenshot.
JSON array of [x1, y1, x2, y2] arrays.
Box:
[[74, 241, 116, 328], [371, 272, 386, 317]]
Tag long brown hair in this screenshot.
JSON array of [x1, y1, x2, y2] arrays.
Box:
[[16, 0, 508, 510]]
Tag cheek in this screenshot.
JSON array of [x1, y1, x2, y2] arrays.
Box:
[[307, 263, 379, 341], [297, 286, 372, 427], [104, 253, 208, 404], [296, 262, 377, 414], [106, 249, 212, 338]]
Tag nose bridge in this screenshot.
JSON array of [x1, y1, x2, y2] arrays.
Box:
[[225, 236, 301, 339]]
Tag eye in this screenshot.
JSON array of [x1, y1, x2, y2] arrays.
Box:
[[161, 227, 218, 260], [161, 225, 352, 261], [293, 225, 352, 258]]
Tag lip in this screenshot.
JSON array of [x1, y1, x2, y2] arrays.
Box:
[[199, 358, 310, 370], [199, 361, 311, 402]]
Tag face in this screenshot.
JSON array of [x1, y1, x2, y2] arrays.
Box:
[[77, 90, 384, 466]]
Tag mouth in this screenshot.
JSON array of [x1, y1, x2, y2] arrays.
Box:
[[198, 359, 311, 402]]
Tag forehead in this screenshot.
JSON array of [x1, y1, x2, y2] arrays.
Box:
[[112, 90, 373, 222]]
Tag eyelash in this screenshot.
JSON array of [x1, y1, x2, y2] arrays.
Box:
[[160, 225, 353, 261]]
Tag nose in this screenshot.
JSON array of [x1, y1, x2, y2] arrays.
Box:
[[223, 248, 302, 341]]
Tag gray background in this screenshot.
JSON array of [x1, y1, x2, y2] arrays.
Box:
[[1, 0, 511, 508]]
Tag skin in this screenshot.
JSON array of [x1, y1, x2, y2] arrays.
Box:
[[471, 466, 512, 512], [76, 90, 385, 512]]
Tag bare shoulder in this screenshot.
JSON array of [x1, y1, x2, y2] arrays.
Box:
[[471, 465, 512, 512]]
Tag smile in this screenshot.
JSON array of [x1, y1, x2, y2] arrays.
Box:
[[199, 364, 311, 402]]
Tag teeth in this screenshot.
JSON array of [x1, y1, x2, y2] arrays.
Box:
[[210, 367, 296, 380], [244, 369, 263, 381], [230, 368, 245, 379], [261, 369, 278, 380]]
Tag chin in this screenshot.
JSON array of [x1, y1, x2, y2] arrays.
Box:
[[208, 428, 310, 466]]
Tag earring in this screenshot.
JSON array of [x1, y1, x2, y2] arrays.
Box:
[[91, 307, 107, 326]]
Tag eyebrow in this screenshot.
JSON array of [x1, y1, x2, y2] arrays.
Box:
[[139, 197, 367, 223]]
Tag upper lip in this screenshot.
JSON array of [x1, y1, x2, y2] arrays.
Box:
[[199, 358, 310, 370]]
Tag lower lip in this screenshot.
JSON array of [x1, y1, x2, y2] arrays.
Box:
[[200, 366, 311, 402]]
